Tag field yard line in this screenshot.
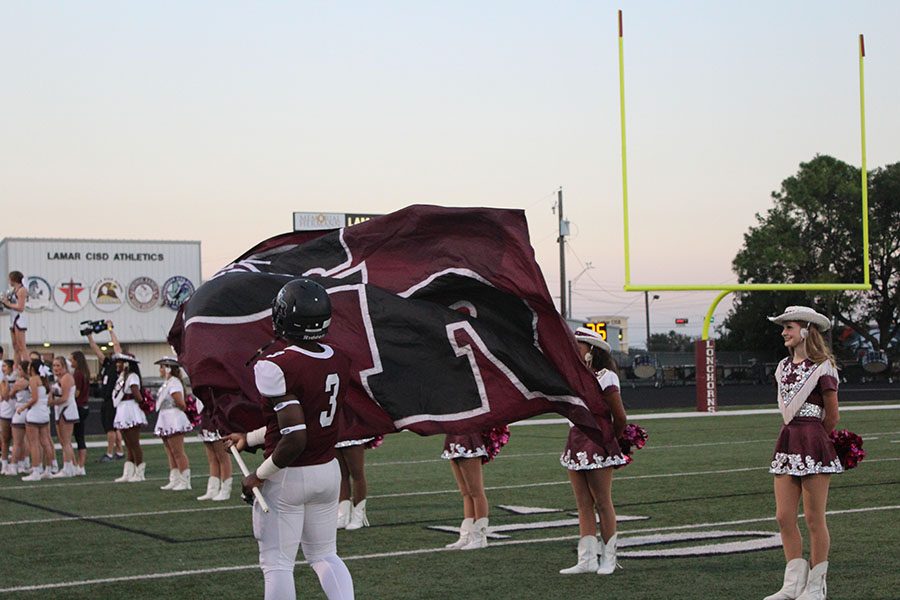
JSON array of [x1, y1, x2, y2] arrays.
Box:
[[514, 402, 900, 426], [2, 503, 898, 594], [0, 503, 246, 527]]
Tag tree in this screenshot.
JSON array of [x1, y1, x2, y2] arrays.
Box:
[[648, 330, 695, 352], [717, 155, 899, 361]]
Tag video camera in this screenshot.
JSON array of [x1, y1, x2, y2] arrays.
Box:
[[80, 320, 110, 336]]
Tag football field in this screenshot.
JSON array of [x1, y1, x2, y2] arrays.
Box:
[[1, 403, 898, 599]]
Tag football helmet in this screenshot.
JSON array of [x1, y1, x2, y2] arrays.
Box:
[[272, 278, 332, 341]]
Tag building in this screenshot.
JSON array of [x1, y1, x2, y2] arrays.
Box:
[[0, 238, 201, 372]]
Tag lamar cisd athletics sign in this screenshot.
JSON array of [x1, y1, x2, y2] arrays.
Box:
[[293, 212, 383, 231]]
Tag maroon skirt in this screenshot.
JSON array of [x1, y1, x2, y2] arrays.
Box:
[[769, 417, 843, 476], [560, 425, 627, 471], [441, 433, 487, 460]]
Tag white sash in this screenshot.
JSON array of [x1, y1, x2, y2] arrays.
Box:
[[775, 358, 837, 424]]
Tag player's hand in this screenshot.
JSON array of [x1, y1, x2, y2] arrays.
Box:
[[241, 473, 264, 501], [614, 419, 627, 440], [223, 432, 248, 451]]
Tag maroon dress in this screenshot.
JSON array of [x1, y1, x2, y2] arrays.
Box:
[[769, 358, 843, 476], [442, 432, 488, 460], [560, 369, 628, 470]]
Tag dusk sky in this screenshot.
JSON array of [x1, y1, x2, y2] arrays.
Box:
[[3, 1, 898, 347]]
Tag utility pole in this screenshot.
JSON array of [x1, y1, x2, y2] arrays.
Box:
[[557, 188, 567, 319], [644, 291, 650, 350]]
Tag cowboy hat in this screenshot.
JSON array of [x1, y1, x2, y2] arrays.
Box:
[[574, 327, 612, 353], [112, 353, 140, 364], [153, 356, 181, 367], [768, 306, 831, 332]]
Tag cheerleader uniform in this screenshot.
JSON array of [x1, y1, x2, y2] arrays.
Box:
[[560, 369, 628, 470], [7, 286, 27, 331], [441, 432, 488, 460], [112, 372, 147, 430], [198, 405, 220, 442], [154, 377, 192, 438], [0, 376, 15, 423], [25, 385, 51, 425], [336, 437, 376, 449], [11, 387, 29, 428], [53, 382, 80, 423], [769, 358, 843, 476]]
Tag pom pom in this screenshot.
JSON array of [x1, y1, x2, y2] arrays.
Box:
[[184, 394, 203, 427], [139, 388, 156, 414], [829, 428, 866, 470], [480, 425, 511, 464], [616, 423, 648, 467]]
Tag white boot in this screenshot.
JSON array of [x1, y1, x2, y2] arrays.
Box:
[[596, 533, 620, 575], [172, 469, 192, 491], [197, 476, 220, 501], [21, 466, 44, 481], [445, 518, 474, 549], [345, 499, 369, 530], [796, 561, 828, 600], [75, 464, 86, 476], [764, 558, 809, 600], [460, 518, 488, 550], [212, 477, 232, 501], [50, 462, 74, 478], [129, 462, 146, 482], [115, 461, 135, 483], [336, 500, 353, 529], [560, 535, 600, 574], [160, 468, 179, 490]]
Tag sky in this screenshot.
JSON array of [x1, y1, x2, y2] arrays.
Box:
[[2, 1, 898, 348]]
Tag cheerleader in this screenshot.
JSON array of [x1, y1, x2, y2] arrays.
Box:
[[154, 357, 193, 491], [111, 353, 147, 482], [335, 438, 378, 530], [19, 360, 55, 481], [559, 328, 628, 575], [764, 307, 841, 600], [8, 362, 30, 474], [441, 431, 500, 551], [2, 271, 28, 363], [195, 395, 233, 502], [0, 360, 15, 475], [48, 357, 79, 478]]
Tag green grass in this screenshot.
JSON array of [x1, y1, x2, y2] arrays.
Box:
[[1, 405, 898, 599]]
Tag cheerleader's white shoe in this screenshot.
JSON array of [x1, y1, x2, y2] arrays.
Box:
[[212, 477, 233, 501], [345, 499, 370, 530], [445, 518, 474, 549], [197, 476, 220, 501], [129, 462, 146, 482], [596, 534, 620, 575], [160, 468, 179, 490], [460, 518, 488, 550], [49, 462, 74, 479], [172, 469, 192, 491], [336, 500, 353, 529], [796, 561, 827, 600], [21, 467, 44, 481], [115, 461, 135, 483], [764, 558, 809, 600], [560, 536, 599, 574]]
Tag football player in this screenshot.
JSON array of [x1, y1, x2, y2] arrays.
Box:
[[229, 278, 354, 600]]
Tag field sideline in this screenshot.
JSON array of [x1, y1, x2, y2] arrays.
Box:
[[1, 403, 898, 599]]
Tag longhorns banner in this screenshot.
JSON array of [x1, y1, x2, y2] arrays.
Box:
[[168, 205, 614, 443]]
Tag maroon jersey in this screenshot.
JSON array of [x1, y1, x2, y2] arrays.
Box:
[[253, 343, 349, 467]]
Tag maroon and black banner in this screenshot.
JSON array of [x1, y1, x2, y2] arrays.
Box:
[[169, 205, 614, 442]]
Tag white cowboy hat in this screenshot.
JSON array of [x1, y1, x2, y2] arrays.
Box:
[[574, 327, 612, 353], [768, 306, 831, 332], [153, 356, 181, 367], [112, 353, 140, 364]]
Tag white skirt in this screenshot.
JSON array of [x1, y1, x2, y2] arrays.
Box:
[[335, 437, 375, 449], [114, 400, 147, 430], [12, 404, 27, 426], [0, 400, 15, 420], [155, 408, 193, 437], [55, 401, 80, 423], [26, 403, 50, 425]]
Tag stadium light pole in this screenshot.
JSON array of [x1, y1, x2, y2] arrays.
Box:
[[567, 262, 594, 319], [644, 292, 659, 350], [556, 188, 570, 318]]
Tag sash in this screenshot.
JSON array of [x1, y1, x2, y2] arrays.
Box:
[[775, 358, 837, 424]]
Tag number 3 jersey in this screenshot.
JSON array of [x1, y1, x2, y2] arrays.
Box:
[[253, 343, 350, 467]]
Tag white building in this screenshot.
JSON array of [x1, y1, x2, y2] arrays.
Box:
[[0, 238, 201, 372]]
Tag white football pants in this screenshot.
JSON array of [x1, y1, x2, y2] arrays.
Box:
[[252, 459, 354, 599]]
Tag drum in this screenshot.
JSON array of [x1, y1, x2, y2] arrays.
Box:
[[861, 350, 888, 374], [633, 354, 657, 379]]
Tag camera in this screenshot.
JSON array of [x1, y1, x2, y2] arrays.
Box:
[[80, 320, 110, 336]]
